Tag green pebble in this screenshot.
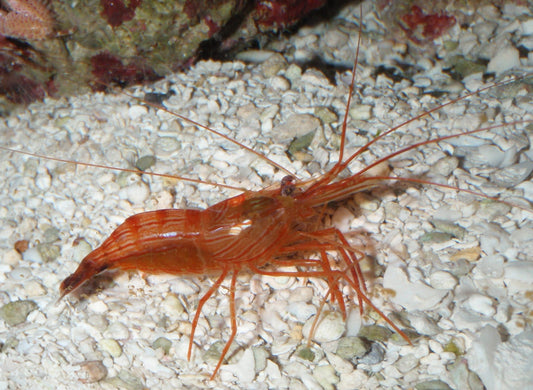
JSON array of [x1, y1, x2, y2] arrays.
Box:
[[135, 155, 156, 171], [152, 337, 172, 354], [0, 300, 38, 326]]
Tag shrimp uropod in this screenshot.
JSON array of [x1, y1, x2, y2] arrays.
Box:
[[1, 2, 533, 389]]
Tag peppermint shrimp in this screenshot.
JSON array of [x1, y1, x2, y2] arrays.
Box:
[[1, 6, 532, 388]]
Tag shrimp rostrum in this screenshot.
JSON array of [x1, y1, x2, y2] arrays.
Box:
[[56, 55, 532, 379]]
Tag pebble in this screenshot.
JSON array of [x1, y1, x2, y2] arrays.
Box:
[[36, 243, 60, 263], [313, 365, 339, 390], [35, 171, 51, 190], [71, 238, 92, 262], [88, 300, 109, 314], [9, 267, 32, 281], [490, 161, 533, 187], [383, 265, 448, 311], [99, 338, 123, 358], [344, 309, 362, 337], [287, 301, 317, 322], [415, 379, 452, 390], [55, 199, 76, 219], [325, 351, 353, 374], [253, 346, 269, 372], [77, 360, 107, 383], [314, 106, 337, 124], [293, 345, 319, 363], [270, 75, 290, 91], [487, 46, 521, 74], [3, 249, 22, 265], [503, 261, 533, 294], [236, 49, 278, 63], [0, 300, 38, 326], [24, 280, 46, 297], [135, 155, 156, 171], [304, 312, 345, 343], [396, 354, 419, 373], [335, 337, 371, 361], [160, 293, 185, 317], [142, 355, 174, 376], [431, 220, 466, 240], [357, 343, 385, 365], [104, 322, 130, 339], [357, 325, 393, 342], [349, 104, 372, 120], [465, 294, 495, 317], [222, 348, 256, 383], [277, 113, 321, 140], [152, 337, 172, 355], [429, 271, 458, 290], [107, 370, 144, 390], [331, 206, 354, 232], [475, 255, 504, 278], [408, 313, 441, 336], [119, 181, 150, 204], [337, 370, 369, 390], [128, 104, 148, 120]]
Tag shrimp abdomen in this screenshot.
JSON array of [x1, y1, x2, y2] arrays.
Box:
[[60, 209, 212, 296]]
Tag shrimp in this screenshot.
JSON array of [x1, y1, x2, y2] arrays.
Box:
[[60, 73, 530, 380], [1, 4, 532, 388]]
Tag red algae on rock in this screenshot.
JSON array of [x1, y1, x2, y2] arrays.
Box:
[[100, 0, 142, 28], [400, 5, 456, 43]]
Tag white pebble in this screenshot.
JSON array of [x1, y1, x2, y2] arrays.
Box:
[[349, 104, 372, 120], [119, 182, 150, 205], [24, 280, 46, 297], [161, 294, 185, 317], [155, 137, 180, 156], [303, 312, 345, 343], [313, 365, 339, 390], [521, 18, 533, 35], [143, 355, 174, 376], [270, 76, 290, 91], [35, 172, 51, 190], [490, 161, 533, 187], [9, 267, 32, 281], [288, 302, 317, 322], [3, 249, 21, 265], [128, 104, 148, 120], [396, 354, 419, 373], [428, 340, 444, 354], [466, 294, 495, 317], [22, 247, 42, 263], [383, 265, 447, 311], [487, 46, 520, 74], [344, 309, 362, 337], [88, 300, 109, 314], [56, 199, 76, 219], [331, 206, 354, 232], [72, 239, 93, 262], [104, 322, 130, 339], [503, 261, 533, 294], [429, 271, 457, 290], [221, 348, 256, 383], [288, 287, 314, 303]]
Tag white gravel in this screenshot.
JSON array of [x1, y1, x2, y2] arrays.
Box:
[[0, 1, 532, 389]]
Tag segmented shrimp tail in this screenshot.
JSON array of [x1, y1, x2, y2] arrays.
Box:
[[59, 258, 109, 300]]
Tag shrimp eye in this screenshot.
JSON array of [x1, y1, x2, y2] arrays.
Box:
[[281, 175, 296, 196]]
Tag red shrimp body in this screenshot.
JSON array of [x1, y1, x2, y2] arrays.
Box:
[[60, 190, 306, 297]]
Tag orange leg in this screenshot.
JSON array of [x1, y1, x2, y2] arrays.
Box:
[[210, 270, 237, 380], [187, 268, 229, 361]]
